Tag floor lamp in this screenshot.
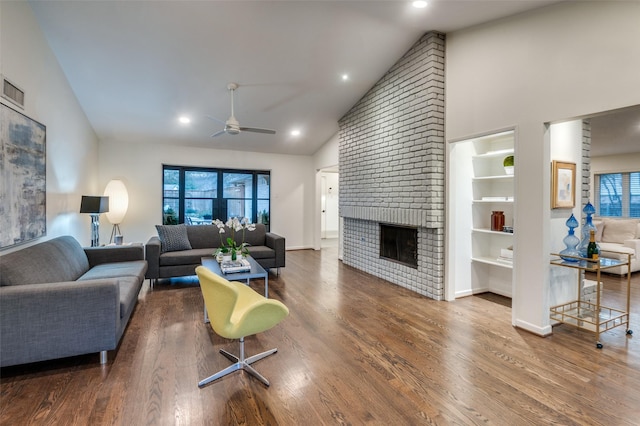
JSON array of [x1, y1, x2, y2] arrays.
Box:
[[80, 196, 109, 247], [104, 179, 129, 244]]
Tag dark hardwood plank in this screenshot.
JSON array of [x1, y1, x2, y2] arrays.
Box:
[[2, 248, 639, 425]]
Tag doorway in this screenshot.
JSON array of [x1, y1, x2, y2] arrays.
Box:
[[318, 167, 341, 255]]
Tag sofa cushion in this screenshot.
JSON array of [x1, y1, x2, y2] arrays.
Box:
[[247, 245, 275, 260], [187, 225, 219, 249], [592, 219, 604, 242], [156, 224, 192, 253], [0, 236, 90, 286], [160, 248, 214, 266], [601, 219, 639, 243], [117, 276, 142, 319], [599, 242, 635, 261], [78, 260, 148, 283]]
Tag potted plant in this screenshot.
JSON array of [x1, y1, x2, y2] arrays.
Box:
[[212, 217, 256, 261], [503, 155, 514, 175]]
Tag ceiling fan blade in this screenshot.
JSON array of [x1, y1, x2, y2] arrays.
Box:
[[205, 115, 226, 125], [240, 126, 276, 135], [211, 129, 227, 138]]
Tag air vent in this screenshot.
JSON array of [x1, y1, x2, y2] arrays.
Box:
[[2, 76, 25, 108]]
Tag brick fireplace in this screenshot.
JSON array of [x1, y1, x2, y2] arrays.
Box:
[[338, 32, 445, 300]]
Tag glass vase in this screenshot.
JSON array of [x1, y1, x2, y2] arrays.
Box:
[[559, 214, 581, 262], [579, 201, 598, 257]]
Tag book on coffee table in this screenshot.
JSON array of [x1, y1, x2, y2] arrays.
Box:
[[220, 258, 251, 274]]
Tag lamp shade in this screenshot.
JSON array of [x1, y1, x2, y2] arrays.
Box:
[[80, 196, 109, 214], [104, 180, 129, 224]]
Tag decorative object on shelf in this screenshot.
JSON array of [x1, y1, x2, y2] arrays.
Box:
[[559, 213, 581, 261], [551, 160, 576, 208], [491, 211, 505, 231], [103, 179, 129, 244], [212, 217, 256, 261], [80, 196, 109, 247], [579, 201, 598, 256], [503, 155, 514, 175], [587, 229, 599, 261]]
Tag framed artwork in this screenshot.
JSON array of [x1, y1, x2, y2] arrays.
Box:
[[551, 160, 576, 209], [0, 103, 46, 248]]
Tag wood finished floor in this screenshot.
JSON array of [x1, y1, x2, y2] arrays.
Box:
[[2, 247, 639, 425]]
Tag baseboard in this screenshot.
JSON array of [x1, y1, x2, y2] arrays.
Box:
[[285, 245, 315, 251], [514, 319, 553, 337]]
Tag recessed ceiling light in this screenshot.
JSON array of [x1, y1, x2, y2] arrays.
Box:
[[178, 116, 191, 124], [412, 1, 427, 8], [291, 129, 301, 137]]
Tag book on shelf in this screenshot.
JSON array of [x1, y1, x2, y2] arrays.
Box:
[[221, 258, 251, 274], [496, 247, 514, 264]]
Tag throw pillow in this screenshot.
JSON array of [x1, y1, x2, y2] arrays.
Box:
[[592, 219, 604, 242], [155, 224, 192, 253], [601, 219, 638, 243]]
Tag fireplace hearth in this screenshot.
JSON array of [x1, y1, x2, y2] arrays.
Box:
[[379, 224, 418, 268]]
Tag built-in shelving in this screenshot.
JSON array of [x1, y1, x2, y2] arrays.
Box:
[[447, 129, 516, 299]]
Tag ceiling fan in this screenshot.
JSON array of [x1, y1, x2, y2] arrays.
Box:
[[208, 83, 276, 138]]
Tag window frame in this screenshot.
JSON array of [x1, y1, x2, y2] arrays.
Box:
[[595, 170, 640, 218], [162, 165, 271, 228]]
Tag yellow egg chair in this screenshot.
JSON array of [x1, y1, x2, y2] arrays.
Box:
[[195, 266, 289, 387]]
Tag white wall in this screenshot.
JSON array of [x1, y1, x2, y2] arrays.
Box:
[[591, 152, 640, 180], [548, 120, 583, 308], [446, 1, 640, 335], [0, 1, 99, 253], [98, 140, 316, 249]]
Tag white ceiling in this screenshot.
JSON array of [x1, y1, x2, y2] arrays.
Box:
[[32, 1, 634, 158], [590, 105, 640, 157], [29, 0, 570, 156]]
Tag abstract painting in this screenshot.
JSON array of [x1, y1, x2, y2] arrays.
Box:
[[0, 103, 46, 247]]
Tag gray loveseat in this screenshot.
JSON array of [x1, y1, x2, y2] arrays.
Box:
[[0, 236, 147, 367], [145, 224, 285, 283]]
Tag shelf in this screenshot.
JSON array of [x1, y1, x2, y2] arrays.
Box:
[[472, 175, 513, 181], [550, 254, 628, 272], [472, 228, 514, 236], [550, 300, 628, 333], [472, 148, 514, 159], [472, 199, 514, 204], [471, 256, 513, 269]]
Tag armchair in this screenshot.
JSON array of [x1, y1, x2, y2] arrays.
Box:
[[195, 266, 289, 387]]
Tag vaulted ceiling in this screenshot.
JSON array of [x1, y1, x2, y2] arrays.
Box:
[[29, 1, 637, 157]]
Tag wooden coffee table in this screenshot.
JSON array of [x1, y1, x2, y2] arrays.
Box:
[[200, 256, 269, 323]]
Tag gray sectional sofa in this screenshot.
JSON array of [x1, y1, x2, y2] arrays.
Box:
[[145, 224, 285, 283], [0, 236, 147, 367]]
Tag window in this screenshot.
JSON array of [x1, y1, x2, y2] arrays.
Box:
[[595, 171, 640, 218], [162, 166, 270, 229]]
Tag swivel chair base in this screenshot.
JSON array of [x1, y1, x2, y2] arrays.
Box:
[[198, 337, 278, 387]]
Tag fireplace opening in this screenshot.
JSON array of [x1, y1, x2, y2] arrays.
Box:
[[379, 224, 418, 268]]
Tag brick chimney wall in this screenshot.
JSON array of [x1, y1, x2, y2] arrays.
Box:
[[338, 32, 445, 299]]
